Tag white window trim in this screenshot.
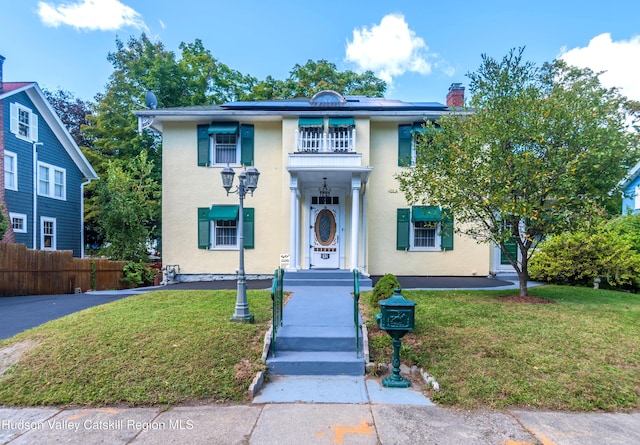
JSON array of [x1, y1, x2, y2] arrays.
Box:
[[209, 220, 239, 250], [635, 185, 640, 210], [410, 137, 417, 167], [209, 133, 240, 166], [408, 207, 442, 251], [37, 161, 66, 201], [9, 102, 38, 142], [41, 216, 56, 251], [410, 220, 442, 251], [4, 150, 18, 191], [10, 212, 27, 233]]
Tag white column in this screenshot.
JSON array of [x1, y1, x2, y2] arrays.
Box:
[[361, 183, 368, 272], [289, 176, 299, 270], [350, 176, 361, 270]]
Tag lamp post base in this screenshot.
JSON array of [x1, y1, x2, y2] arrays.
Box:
[[230, 314, 255, 323]]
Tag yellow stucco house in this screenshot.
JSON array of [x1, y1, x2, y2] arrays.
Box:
[[135, 84, 510, 282]]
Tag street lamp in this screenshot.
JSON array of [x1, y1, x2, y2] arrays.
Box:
[[221, 165, 260, 322]]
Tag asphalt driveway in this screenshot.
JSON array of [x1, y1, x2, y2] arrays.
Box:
[[0, 291, 140, 340]]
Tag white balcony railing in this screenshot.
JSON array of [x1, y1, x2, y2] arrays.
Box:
[[295, 127, 356, 153]]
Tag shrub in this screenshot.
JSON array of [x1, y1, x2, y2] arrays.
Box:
[[530, 215, 640, 291], [122, 261, 157, 287], [369, 273, 401, 307]]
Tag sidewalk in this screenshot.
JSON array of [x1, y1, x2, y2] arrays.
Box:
[[2, 401, 639, 444]]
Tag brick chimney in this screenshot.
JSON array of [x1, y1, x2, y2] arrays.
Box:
[[446, 83, 464, 107]]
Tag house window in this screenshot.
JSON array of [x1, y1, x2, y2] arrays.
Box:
[[297, 118, 324, 152], [635, 185, 640, 210], [398, 123, 439, 167], [328, 118, 355, 152], [10, 213, 27, 233], [10, 103, 39, 142], [212, 133, 238, 165], [413, 221, 438, 248], [197, 123, 254, 167], [214, 219, 238, 247], [397, 206, 454, 251], [4, 151, 17, 191], [38, 162, 66, 200], [198, 206, 254, 250], [41, 217, 56, 250]]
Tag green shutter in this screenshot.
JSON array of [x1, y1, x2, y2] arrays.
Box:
[[397, 208, 410, 250], [398, 125, 412, 166], [240, 124, 254, 166], [441, 209, 454, 251], [243, 207, 254, 249], [197, 124, 210, 166], [501, 238, 517, 265], [198, 207, 210, 249]]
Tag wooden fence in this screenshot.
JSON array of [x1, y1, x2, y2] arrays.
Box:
[[0, 243, 128, 296]]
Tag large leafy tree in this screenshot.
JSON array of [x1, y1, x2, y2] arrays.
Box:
[[97, 151, 160, 261], [396, 48, 640, 296]]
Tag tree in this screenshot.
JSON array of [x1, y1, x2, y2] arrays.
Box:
[[0, 205, 9, 241], [250, 59, 386, 99], [43, 88, 95, 148], [396, 48, 640, 296], [97, 151, 160, 261]]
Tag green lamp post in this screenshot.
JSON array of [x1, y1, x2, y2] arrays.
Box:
[[376, 288, 416, 388]]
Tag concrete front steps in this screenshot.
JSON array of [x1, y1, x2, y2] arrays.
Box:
[[267, 325, 365, 376], [267, 274, 367, 376], [283, 269, 372, 288]]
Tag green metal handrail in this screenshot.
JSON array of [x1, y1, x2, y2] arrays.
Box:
[[353, 269, 361, 357], [270, 267, 284, 357]]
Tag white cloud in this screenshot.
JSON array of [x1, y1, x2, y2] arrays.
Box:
[[37, 0, 149, 32], [559, 33, 640, 101], [345, 13, 451, 84]]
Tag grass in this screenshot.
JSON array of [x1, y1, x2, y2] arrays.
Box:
[[0, 289, 272, 407], [362, 285, 640, 411], [1, 284, 638, 411]]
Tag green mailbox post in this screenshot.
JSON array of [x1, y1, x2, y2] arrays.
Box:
[[376, 288, 416, 388]]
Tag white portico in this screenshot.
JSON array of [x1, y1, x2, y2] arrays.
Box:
[[287, 152, 372, 272]]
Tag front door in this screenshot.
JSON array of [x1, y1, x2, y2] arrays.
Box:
[[310, 199, 339, 268]]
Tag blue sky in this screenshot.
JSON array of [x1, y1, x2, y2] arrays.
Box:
[[1, 0, 639, 104]]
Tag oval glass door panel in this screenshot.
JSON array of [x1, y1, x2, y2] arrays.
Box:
[[315, 209, 336, 246]]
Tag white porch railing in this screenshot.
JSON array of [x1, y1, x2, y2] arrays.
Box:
[[295, 127, 356, 153]]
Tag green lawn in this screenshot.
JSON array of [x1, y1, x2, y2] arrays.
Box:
[[0, 290, 272, 406], [362, 285, 640, 411], [1, 285, 638, 411]]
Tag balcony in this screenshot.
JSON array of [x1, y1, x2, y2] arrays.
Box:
[[295, 127, 356, 153]]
